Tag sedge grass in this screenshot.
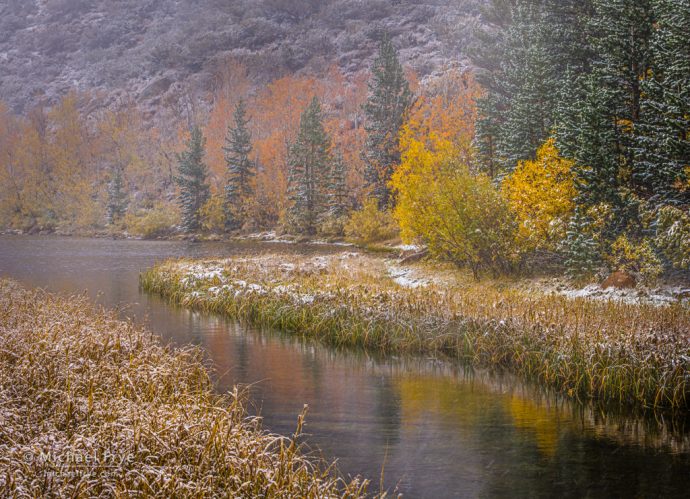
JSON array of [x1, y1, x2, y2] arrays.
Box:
[[140, 254, 690, 412], [0, 279, 373, 497]]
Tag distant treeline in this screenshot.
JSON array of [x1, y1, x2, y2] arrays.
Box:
[[0, 0, 688, 280]]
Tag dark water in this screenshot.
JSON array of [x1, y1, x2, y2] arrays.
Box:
[[1, 235, 688, 498]]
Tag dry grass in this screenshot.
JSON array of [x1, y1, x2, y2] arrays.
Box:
[[0, 279, 372, 498], [141, 253, 690, 411]]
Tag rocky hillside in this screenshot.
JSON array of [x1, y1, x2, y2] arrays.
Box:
[[0, 0, 483, 118]]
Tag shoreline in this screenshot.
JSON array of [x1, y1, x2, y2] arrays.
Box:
[[141, 253, 690, 412], [0, 278, 372, 497]]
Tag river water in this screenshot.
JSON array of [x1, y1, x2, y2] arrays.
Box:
[[0, 235, 688, 497]]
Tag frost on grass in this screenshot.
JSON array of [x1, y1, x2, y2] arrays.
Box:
[[0, 279, 370, 498], [142, 253, 690, 410]]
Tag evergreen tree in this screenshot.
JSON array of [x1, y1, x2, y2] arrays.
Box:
[[106, 166, 128, 225], [362, 34, 413, 207], [556, 0, 655, 225], [473, 0, 593, 177], [327, 150, 349, 218], [223, 99, 255, 231], [637, 0, 690, 205], [287, 96, 331, 235], [175, 127, 210, 232]]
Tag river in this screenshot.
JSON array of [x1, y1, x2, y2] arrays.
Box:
[[0, 235, 688, 497]]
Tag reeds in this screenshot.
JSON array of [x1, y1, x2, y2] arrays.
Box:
[[0, 279, 372, 497], [140, 254, 690, 411]]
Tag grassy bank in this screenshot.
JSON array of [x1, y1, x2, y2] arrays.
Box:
[[0, 279, 371, 497], [141, 254, 690, 411]]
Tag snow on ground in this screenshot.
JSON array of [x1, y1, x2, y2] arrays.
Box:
[[546, 282, 690, 306], [386, 264, 430, 289], [393, 244, 423, 252]]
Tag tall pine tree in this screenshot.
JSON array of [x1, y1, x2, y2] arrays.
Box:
[[175, 127, 210, 232], [287, 96, 331, 235], [473, 0, 593, 177], [362, 34, 413, 207], [637, 0, 690, 205], [557, 0, 654, 223], [223, 99, 255, 231], [327, 149, 349, 218]]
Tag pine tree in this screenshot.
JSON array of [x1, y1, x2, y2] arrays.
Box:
[[327, 150, 349, 218], [637, 0, 690, 205], [287, 96, 331, 235], [556, 0, 655, 229], [223, 99, 254, 231], [473, 0, 593, 177], [175, 127, 210, 232], [561, 207, 602, 278], [362, 34, 413, 207], [106, 166, 128, 225]]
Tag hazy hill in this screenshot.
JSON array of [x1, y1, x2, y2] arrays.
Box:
[[0, 0, 483, 118]]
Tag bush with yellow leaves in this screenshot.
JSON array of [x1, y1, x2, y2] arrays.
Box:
[[391, 137, 517, 278], [502, 138, 576, 252], [344, 198, 398, 244]]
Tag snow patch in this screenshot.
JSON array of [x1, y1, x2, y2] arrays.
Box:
[[387, 265, 429, 289]]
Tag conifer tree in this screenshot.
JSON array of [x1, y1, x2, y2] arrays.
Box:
[[287, 96, 331, 235], [175, 127, 210, 232], [557, 0, 655, 221], [106, 166, 128, 225], [327, 150, 349, 218], [473, 0, 593, 176], [637, 0, 690, 205], [223, 99, 254, 231], [362, 34, 413, 207]]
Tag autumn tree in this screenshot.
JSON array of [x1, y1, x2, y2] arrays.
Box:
[[502, 138, 576, 252], [252, 75, 325, 226], [391, 137, 517, 278], [362, 34, 413, 207], [175, 127, 210, 232], [286, 97, 332, 235], [401, 69, 480, 166], [223, 99, 254, 231]]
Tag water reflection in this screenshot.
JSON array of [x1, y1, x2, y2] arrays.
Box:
[[0, 235, 688, 498]]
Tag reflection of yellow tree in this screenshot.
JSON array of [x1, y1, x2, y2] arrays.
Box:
[[397, 375, 497, 433], [508, 395, 562, 457], [396, 374, 564, 458]]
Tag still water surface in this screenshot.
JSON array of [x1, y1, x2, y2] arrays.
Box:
[[0, 235, 688, 498]]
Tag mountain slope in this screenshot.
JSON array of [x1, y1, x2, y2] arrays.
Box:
[[0, 0, 482, 116]]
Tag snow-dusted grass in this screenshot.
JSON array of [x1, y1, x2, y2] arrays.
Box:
[[0, 279, 371, 498], [141, 253, 690, 411]]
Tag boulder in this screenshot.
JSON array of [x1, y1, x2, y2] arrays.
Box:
[[601, 271, 636, 289]]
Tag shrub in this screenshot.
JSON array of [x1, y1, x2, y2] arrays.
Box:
[[655, 205, 690, 270], [344, 198, 398, 244], [502, 138, 576, 252], [200, 195, 226, 233], [124, 203, 179, 239], [317, 213, 349, 238], [391, 138, 517, 278], [608, 235, 663, 283]]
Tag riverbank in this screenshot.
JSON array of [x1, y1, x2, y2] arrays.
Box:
[[0, 279, 371, 497], [141, 253, 690, 411]]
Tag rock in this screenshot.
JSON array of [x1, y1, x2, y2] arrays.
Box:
[[601, 271, 636, 290]]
